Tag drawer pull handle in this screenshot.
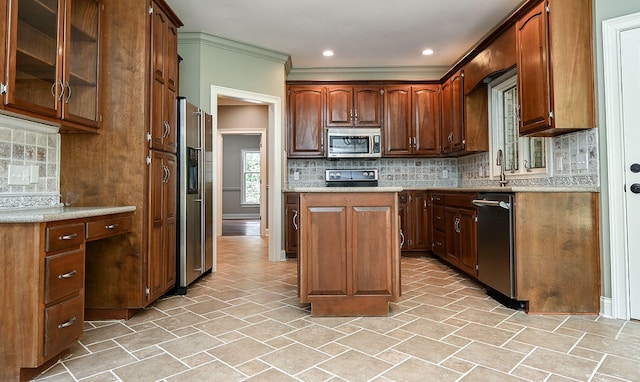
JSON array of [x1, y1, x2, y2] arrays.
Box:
[[59, 233, 78, 241], [106, 224, 119, 230], [57, 317, 77, 329], [58, 270, 78, 279]]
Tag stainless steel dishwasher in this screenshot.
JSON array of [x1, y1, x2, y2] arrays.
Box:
[[472, 193, 518, 302]]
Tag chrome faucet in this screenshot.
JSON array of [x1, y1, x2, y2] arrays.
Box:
[[496, 149, 508, 187]]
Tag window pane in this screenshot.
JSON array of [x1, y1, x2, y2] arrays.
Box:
[[502, 86, 519, 171], [244, 172, 260, 204], [245, 152, 260, 172], [527, 138, 546, 169]]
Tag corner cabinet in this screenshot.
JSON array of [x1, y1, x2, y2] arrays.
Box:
[[441, 70, 465, 154], [3, 0, 103, 132], [516, 0, 595, 136], [398, 190, 432, 253], [383, 85, 441, 157], [287, 85, 325, 158]]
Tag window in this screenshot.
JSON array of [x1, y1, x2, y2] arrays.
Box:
[[241, 150, 260, 205], [489, 70, 551, 178]]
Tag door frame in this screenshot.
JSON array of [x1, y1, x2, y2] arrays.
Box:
[[602, 11, 640, 320], [217, 130, 267, 237], [211, 85, 284, 262]]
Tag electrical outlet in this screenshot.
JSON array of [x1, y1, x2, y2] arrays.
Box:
[[442, 169, 449, 179], [8, 165, 30, 185], [576, 152, 588, 170], [293, 171, 300, 181]]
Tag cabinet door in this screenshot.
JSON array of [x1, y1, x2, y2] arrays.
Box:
[[148, 151, 166, 301], [0, 1, 8, 110], [458, 208, 478, 276], [62, 0, 102, 127], [163, 153, 177, 290], [444, 207, 460, 265], [284, 193, 300, 256], [413, 85, 441, 155], [450, 71, 465, 152], [326, 86, 353, 127], [5, 0, 63, 117], [287, 86, 325, 157], [516, 1, 551, 134], [440, 79, 452, 153], [412, 191, 432, 250], [150, 4, 167, 151], [353, 86, 382, 127], [383, 86, 412, 156], [164, 18, 178, 153], [398, 191, 410, 250]]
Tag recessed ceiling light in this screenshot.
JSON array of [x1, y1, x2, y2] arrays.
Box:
[[422, 49, 434, 56], [323, 50, 334, 57]]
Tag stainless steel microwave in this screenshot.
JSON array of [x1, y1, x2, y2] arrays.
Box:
[[326, 128, 382, 158]]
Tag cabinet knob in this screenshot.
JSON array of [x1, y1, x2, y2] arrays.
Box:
[[631, 183, 640, 194], [631, 163, 640, 173]]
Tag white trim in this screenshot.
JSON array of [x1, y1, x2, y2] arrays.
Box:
[[600, 296, 613, 318], [211, 85, 284, 262], [602, 11, 640, 320]]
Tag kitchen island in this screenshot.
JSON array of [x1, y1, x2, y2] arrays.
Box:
[[297, 188, 401, 316]]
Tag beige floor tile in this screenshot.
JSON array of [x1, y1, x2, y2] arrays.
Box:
[[80, 371, 121, 381], [235, 359, 271, 377], [383, 357, 461, 381], [194, 315, 249, 336], [392, 334, 459, 363], [453, 307, 510, 326], [81, 323, 134, 346], [350, 316, 406, 333], [440, 356, 476, 374], [260, 343, 330, 375], [506, 311, 566, 331], [62, 347, 137, 380], [511, 365, 550, 382], [398, 317, 459, 340], [523, 348, 598, 381], [182, 298, 231, 315], [181, 351, 216, 368], [131, 345, 164, 360], [578, 333, 640, 362], [165, 360, 246, 381], [560, 316, 622, 338], [264, 336, 295, 349], [285, 324, 346, 348], [404, 304, 459, 322], [296, 367, 334, 382], [237, 319, 295, 341], [317, 350, 393, 382], [113, 326, 176, 352], [243, 368, 300, 381], [159, 332, 222, 359], [511, 327, 579, 352], [460, 366, 530, 381], [206, 337, 274, 366], [153, 310, 208, 331], [337, 329, 400, 356], [453, 322, 516, 346], [112, 353, 187, 382], [454, 341, 526, 373], [597, 354, 640, 381]]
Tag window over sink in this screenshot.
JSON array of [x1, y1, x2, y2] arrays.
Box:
[[488, 69, 552, 179]]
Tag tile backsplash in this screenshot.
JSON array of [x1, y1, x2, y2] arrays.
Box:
[[0, 115, 61, 209], [287, 129, 599, 189]]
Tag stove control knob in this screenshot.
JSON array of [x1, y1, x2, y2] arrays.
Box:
[[335, 172, 341, 178], [329, 172, 335, 178], [363, 172, 369, 177]]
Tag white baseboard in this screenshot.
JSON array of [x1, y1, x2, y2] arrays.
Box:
[[222, 214, 260, 220], [600, 296, 613, 318]]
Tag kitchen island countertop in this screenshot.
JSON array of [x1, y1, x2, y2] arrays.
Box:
[[0, 206, 137, 223], [284, 186, 599, 193]]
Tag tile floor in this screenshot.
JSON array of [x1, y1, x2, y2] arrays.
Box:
[[35, 236, 640, 382]]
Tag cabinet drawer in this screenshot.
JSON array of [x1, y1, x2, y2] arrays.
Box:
[[86, 215, 132, 241], [44, 294, 83, 358], [285, 192, 300, 205], [433, 206, 445, 230], [46, 223, 85, 252], [444, 193, 477, 208], [45, 248, 84, 305]]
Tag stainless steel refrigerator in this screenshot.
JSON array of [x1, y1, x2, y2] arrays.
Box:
[[176, 97, 213, 294]]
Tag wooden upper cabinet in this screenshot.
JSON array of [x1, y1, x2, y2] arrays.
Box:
[[149, 0, 180, 153], [4, 0, 103, 131], [0, 1, 8, 111], [383, 84, 440, 157], [413, 85, 441, 156], [326, 85, 382, 127], [287, 85, 325, 158], [441, 70, 465, 154], [516, 0, 595, 136], [383, 86, 412, 156]]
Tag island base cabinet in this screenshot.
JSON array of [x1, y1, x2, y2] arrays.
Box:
[[299, 192, 400, 316]]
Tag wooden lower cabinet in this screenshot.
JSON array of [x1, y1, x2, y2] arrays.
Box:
[[284, 193, 300, 258], [0, 212, 132, 382], [298, 192, 400, 316], [398, 190, 431, 253], [434, 192, 478, 277]]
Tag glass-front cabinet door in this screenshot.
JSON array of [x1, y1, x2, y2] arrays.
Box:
[[5, 0, 101, 128], [63, 0, 101, 125], [6, 0, 63, 118]]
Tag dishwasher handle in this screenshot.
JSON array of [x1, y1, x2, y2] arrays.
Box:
[[472, 199, 511, 210]]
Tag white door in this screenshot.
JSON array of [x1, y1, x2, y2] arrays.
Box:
[[621, 27, 640, 319]]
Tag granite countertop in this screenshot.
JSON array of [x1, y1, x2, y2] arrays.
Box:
[[0, 206, 136, 223], [284, 186, 599, 193]]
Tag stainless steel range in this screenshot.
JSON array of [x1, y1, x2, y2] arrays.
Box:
[[325, 169, 378, 187]]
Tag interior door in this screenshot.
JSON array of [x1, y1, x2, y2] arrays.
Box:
[[621, 26, 640, 319]]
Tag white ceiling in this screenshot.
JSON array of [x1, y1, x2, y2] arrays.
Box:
[[165, 0, 525, 69]]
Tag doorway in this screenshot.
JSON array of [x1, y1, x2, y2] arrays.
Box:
[[603, 11, 640, 320], [219, 132, 265, 237], [210, 85, 284, 266]]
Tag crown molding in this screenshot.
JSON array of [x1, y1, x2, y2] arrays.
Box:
[[286, 66, 450, 82], [177, 32, 291, 65]]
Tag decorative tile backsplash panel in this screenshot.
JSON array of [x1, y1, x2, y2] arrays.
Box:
[[287, 129, 599, 189], [0, 115, 61, 209]]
